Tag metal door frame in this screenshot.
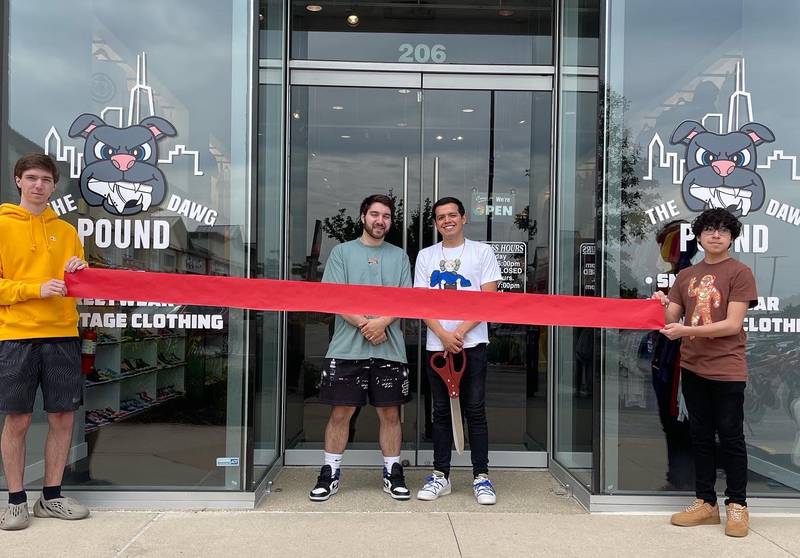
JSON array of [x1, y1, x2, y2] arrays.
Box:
[[284, 63, 554, 468]]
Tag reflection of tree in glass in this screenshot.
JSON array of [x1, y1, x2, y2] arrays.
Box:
[[603, 87, 661, 298], [602, 88, 659, 245], [320, 190, 434, 264], [513, 205, 537, 240], [321, 208, 360, 244]]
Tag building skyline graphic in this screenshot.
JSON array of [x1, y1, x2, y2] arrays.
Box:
[[644, 59, 800, 186], [44, 52, 204, 179]]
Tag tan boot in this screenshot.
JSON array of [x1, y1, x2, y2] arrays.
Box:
[[670, 499, 721, 526], [725, 503, 749, 537]]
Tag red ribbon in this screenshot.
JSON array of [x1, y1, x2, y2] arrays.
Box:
[[65, 268, 664, 330]]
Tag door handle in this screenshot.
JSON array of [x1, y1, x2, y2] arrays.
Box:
[[432, 156, 439, 244], [402, 156, 408, 252]]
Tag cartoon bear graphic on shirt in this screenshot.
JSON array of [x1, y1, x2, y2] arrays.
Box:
[[430, 259, 471, 290]]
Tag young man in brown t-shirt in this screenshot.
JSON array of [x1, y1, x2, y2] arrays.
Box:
[[652, 208, 757, 538]]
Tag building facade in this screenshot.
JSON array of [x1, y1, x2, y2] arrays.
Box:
[[0, 0, 798, 511]]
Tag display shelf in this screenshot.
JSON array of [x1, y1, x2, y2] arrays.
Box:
[[84, 328, 187, 434], [85, 392, 184, 433], [85, 366, 160, 388]]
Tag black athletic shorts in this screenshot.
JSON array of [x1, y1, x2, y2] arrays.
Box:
[[318, 358, 411, 407], [0, 338, 83, 414]]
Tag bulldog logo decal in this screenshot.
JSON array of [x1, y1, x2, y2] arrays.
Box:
[[670, 119, 775, 217], [68, 113, 177, 216]]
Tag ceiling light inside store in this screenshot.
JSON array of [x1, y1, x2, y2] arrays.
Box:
[[435, 135, 443, 140], [340, 135, 351, 139], [346, 14, 360, 27], [519, 120, 526, 124], [498, 9, 514, 16], [306, 4, 323, 12], [331, 106, 344, 110], [292, 111, 301, 119], [398, 89, 410, 94], [461, 108, 475, 113], [397, 122, 408, 127], [457, 136, 463, 141]]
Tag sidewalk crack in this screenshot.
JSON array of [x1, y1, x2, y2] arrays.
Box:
[[749, 526, 799, 558], [447, 513, 464, 558], [115, 512, 164, 557]]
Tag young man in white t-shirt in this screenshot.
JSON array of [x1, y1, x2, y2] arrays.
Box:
[[414, 197, 502, 505]]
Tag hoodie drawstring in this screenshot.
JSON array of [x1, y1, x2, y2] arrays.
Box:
[[29, 215, 36, 251], [28, 214, 52, 251], [42, 217, 51, 251]]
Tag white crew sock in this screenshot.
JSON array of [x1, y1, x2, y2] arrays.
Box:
[[384, 455, 401, 471], [324, 452, 343, 474]]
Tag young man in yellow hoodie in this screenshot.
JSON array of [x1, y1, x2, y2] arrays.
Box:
[[0, 154, 90, 530]]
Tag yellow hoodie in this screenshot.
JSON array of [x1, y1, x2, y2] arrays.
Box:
[[0, 203, 84, 340]]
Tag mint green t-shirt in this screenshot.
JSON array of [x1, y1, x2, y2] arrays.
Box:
[[322, 239, 411, 362]]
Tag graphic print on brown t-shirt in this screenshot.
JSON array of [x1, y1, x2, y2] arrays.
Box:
[[688, 274, 721, 335], [667, 258, 757, 382]]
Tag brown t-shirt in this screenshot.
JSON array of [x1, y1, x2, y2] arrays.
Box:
[[668, 257, 757, 382]]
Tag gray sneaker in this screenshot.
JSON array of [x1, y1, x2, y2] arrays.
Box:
[[33, 496, 90, 520], [0, 503, 31, 530]]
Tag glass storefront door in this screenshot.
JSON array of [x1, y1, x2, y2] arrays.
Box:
[[285, 70, 552, 467]]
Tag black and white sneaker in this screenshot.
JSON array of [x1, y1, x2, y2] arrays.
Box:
[[383, 463, 411, 500], [309, 465, 340, 502]]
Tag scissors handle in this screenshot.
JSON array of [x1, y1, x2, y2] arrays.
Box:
[[429, 351, 467, 398]]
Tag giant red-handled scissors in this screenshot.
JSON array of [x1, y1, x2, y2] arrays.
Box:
[[429, 351, 467, 454]]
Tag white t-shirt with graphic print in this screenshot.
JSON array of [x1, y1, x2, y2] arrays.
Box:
[[414, 238, 502, 351]]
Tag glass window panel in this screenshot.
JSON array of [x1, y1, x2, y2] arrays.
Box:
[[603, 0, 800, 497], [1, 0, 252, 491], [553, 89, 598, 489], [421, 89, 551, 454], [291, 0, 553, 65], [286, 86, 423, 454], [251, 0, 285, 488], [562, 0, 599, 67]]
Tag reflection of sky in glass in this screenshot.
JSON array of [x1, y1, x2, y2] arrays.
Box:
[[612, 0, 800, 301], [7, 0, 246, 226], [291, 87, 548, 265], [608, 0, 800, 490]]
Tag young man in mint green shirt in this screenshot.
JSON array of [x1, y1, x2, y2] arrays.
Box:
[[309, 194, 412, 502]]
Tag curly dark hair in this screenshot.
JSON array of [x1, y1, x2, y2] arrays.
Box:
[[690, 208, 742, 240]]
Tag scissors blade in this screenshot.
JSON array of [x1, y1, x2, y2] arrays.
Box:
[[450, 398, 465, 455]]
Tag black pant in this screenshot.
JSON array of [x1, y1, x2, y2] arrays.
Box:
[[681, 369, 747, 506], [426, 344, 489, 478]]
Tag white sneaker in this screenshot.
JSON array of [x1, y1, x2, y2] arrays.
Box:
[[417, 471, 451, 500], [473, 474, 497, 505]]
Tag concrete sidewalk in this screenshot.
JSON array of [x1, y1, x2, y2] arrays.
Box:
[[3, 469, 800, 557]]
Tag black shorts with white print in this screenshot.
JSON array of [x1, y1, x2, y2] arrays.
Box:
[[318, 358, 411, 407]]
